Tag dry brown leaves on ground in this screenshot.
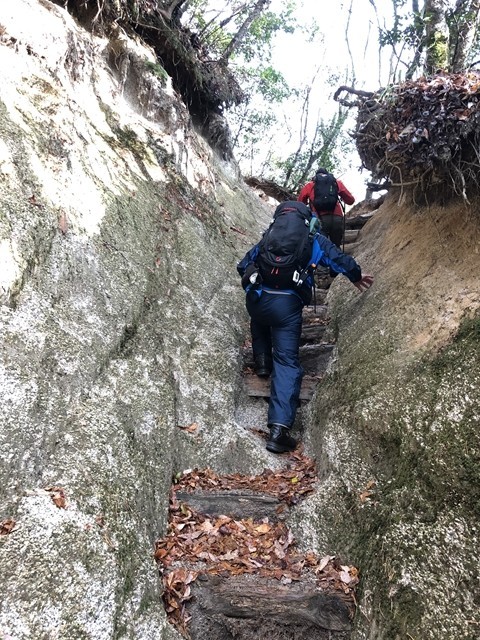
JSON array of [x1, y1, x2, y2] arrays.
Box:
[[0, 518, 16, 535], [173, 448, 317, 506], [156, 497, 359, 634], [156, 451, 358, 635], [45, 486, 67, 508]]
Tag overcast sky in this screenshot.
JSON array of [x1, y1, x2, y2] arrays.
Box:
[[271, 0, 387, 89]]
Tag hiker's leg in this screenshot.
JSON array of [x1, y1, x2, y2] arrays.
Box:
[[249, 317, 272, 358], [325, 215, 343, 277], [318, 213, 333, 240], [329, 215, 343, 247], [266, 294, 303, 427], [247, 297, 273, 375]]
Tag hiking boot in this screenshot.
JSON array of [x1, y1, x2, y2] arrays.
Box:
[[266, 424, 297, 454], [254, 353, 273, 378]]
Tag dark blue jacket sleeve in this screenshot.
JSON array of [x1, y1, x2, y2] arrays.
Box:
[[311, 235, 362, 282], [237, 244, 260, 277]]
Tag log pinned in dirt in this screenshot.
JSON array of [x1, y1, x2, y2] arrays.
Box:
[[244, 177, 297, 202], [175, 490, 284, 522], [187, 574, 353, 639], [243, 373, 321, 401]]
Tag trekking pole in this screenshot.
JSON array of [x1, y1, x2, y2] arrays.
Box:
[[340, 200, 346, 252]]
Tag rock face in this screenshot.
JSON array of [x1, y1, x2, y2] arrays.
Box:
[[0, 2, 271, 637], [289, 194, 480, 640], [1, 3, 480, 640]]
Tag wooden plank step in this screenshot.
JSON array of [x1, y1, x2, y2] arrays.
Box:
[[243, 343, 334, 376], [303, 303, 328, 320], [300, 323, 328, 344], [243, 373, 321, 401], [343, 229, 359, 244], [344, 210, 375, 229], [187, 574, 353, 638], [175, 490, 285, 522]]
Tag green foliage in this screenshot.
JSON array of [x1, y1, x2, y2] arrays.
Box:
[[237, 64, 292, 102], [181, 1, 355, 186], [379, 16, 421, 49], [228, 64, 293, 159], [235, 5, 297, 63], [232, 108, 278, 161], [379, 0, 480, 78], [257, 66, 291, 101], [183, 1, 298, 62]]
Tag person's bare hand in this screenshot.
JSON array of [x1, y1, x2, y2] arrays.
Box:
[[353, 274, 374, 292]]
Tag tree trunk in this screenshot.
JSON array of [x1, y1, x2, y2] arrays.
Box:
[[406, 0, 425, 79], [158, 0, 191, 23], [424, 0, 449, 74], [219, 0, 270, 64], [450, 0, 480, 72]]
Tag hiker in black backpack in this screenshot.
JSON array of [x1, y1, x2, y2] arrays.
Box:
[[298, 168, 355, 249], [237, 201, 373, 454]]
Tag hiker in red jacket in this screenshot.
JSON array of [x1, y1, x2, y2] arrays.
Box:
[[297, 168, 355, 249]]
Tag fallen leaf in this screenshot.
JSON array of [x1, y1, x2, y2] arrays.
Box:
[[58, 210, 68, 235], [359, 490, 373, 503], [178, 422, 199, 433], [318, 555, 335, 572], [28, 194, 42, 208], [254, 523, 271, 534], [45, 486, 67, 509], [0, 518, 16, 535], [340, 570, 352, 584]]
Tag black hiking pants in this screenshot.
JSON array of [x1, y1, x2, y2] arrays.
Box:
[[318, 213, 344, 277]]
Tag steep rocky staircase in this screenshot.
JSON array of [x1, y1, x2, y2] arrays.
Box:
[[154, 213, 375, 639]]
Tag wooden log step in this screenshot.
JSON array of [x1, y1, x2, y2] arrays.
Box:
[[243, 373, 321, 401], [302, 304, 328, 325], [243, 344, 334, 376], [187, 574, 353, 639], [344, 211, 375, 229], [343, 229, 359, 244], [300, 323, 328, 344], [175, 490, 285, 522]]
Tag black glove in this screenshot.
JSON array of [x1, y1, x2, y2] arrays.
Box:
[[241, 263, 261, 290]]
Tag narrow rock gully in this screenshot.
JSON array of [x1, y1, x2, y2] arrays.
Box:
[[155, 215, 372, 639]]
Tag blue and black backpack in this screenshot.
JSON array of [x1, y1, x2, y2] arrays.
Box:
[[257, 201, 314, 291]]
